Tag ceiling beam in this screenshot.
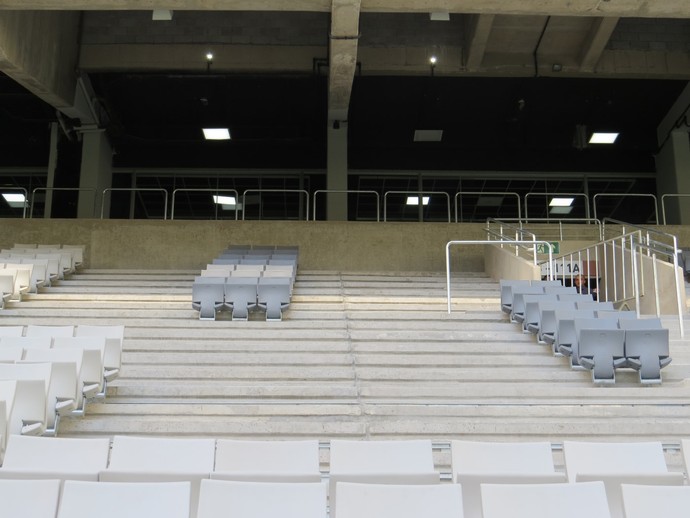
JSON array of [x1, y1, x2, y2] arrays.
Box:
[[579, 16, 619, 73], [329, 0, 361, 122], [4, 0, 690, 18], [463, 14, 494, 72]]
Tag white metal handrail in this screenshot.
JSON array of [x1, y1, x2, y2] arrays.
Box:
[[171, 188, 239, 220], [594, 193, 659, 225], [661, 193, 690, 225], [454, 191, 521, 222], [312, 189, 380, 221], [101, 188, 169, 220], [491, 217, 603, 241], [30, 187, 96, 218], [485, 218, 539, 263], [241, 189, 309, 221], [445, 239, 555, 314]]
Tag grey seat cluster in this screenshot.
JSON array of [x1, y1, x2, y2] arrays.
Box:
[[501, 279, 671, 384], [192, 245, 298, 321]]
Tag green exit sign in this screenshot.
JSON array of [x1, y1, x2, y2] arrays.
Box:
[[536, 242, 560, 254]]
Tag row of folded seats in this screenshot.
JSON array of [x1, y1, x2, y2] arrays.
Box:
[[0, 244, 85, 309], [500, 279, 671, 384], [0, 435, 690, 518], [0, 325, 124, 457], [192, 245, 298, 321]]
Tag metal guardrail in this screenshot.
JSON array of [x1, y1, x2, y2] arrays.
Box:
[[593, 193, 659, 225], [489, 217, 603, 241], [241, 189, 309, 221], [445, 239, 555, 314], [171, 188, 239, 220], [383, 191, 451, 223], [101, 188, 169, 220], [30, 188, 96, 219], [524, 192, 590, 220], [312, 190, 380, 221], [485, 218, 539, 263], [454, 191, 521, 222], [661, 193, 690, 225]]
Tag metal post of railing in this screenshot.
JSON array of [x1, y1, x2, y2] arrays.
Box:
[[445, 239, 553, 314], [312, 190, 380, 221], [241, 189, 310, 221], [30, 188, 97, 218], [100, 188, 168, 220], [170, 188, 239, 220]]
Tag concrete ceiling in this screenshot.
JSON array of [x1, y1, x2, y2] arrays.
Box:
[[0, 2, 689, 179]]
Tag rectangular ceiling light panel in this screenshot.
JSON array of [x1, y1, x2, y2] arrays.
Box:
[[549, 197, 575, 207], [413, 130, 443, 142], [203, 128, 231, 140], [406, 196, 430, 206], [589, 132, 619, 144]]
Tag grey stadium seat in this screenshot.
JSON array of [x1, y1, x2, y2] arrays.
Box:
[[192, 277, 226, 320], [224, 276, 259, 320]]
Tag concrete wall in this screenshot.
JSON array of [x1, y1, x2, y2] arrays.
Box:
[[0, 219, 487, 272], [484, 244, 541, 281]]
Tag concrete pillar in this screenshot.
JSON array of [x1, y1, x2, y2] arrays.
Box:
[[655, 130, 690, 224], [326, 121, 349, 221], [79, 131, 113, 218], [44, 123, 59, 219]]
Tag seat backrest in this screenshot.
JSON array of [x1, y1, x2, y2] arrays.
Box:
[[330, 439, 436, 474], [621, 484, 690, 518], [335, 482, 463, 518], [0, 479, 61, 518], [481, 481, 611, 518], [451, 440, 557, 475], [500, 280, 531, 307], [563, 441, 669, 482], [214, 439, 320, 478], [0, 326, 24, 337], [107, 435, 216, 473], [197, 479, 327, 518], [57, 480, 191, 518], [618, 318, 663, 330], [577, 301, 614, 311], [25, 325, 75, 338]]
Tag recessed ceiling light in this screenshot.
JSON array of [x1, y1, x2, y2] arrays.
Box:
[[2, 193, 26, 207], [476, 196, 504, 207], [407, 196, 430, 206], [589, 132, 619, 144], [429, 12, 450, 21], [203, 128, 230, 140], [152, 9, 173, 21], [213, 195, 236, 205], [549, 197, 574, 207], [550, 206, 574, 215], [414, 130, 443, 142]]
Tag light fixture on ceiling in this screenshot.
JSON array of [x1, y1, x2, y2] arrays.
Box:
[[589, 132, 619, 144], [406, 196, 430, 206], [429, 56, 438, 65], [212, 195, 242, 211], [413, 129, 443, 142], [203, 128, 230, 140], [429, 12, 450, 21], [549, 197, 574, 207], [476, 196, 505, 207], [152, 9, 173, 21], [550, 206, 573, 215], [2, 192, 26, 208]]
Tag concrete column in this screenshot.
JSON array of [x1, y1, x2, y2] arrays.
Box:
[[44, 123, 59, 219], [655, 130, 690, 224], [326, 121, 348, 221], [79, 131, 113, 218]]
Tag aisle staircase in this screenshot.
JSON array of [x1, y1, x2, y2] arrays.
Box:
[[1, 268, 690, 470]]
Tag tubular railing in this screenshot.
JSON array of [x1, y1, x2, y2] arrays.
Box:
[[661, 193, 690, 225], [593, 193, 659, 225], [445, 239, 555, 314], [485, 218, 540, 263], [101, 188, 169, 220], [524, 192, 590, 220], [241, 189, 309, 221], [30, 188, 96, 219], [171, 188, 239, 220], [312, 189, 380, 221], [489, 217, 602, 241], [383, 191, 451, 222], [454, 191, 521, 222]]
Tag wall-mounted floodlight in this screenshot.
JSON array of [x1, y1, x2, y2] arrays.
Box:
[[203, 128, 230, 140], [589, 132, 619, 144], [549, 197, 574, 207], [407, 196, 430, 206], [2, 192, 26, 208]]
